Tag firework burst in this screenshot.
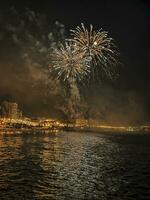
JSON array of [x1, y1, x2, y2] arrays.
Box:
[[69, 23, 118, 79], [50, 24, 119, 121], [50, 42, 91, 82]]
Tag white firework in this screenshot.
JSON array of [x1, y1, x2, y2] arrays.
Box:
[[50, 42, 91, 82]]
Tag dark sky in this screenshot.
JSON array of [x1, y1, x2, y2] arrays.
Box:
[[0, 0, 150, 122]]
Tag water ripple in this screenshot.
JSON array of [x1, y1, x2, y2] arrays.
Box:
[[0, 131, 150, 199]]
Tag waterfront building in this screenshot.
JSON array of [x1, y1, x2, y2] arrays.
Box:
[[1, 101, 19, 119]]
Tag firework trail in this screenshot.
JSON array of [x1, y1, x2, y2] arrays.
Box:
[[69, 23, 118, 79], [50, 42, 90, 121]]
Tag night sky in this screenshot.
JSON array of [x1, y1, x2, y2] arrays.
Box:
[[0, 0, 150, 123]]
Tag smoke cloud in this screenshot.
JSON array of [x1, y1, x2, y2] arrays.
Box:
[[0, 7, 148, 124], [83, 85, 148, 125]]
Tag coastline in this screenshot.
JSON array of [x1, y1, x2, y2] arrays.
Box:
[[0, 125, 150, 136]]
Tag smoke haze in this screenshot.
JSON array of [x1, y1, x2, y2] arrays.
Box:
[[0, 6, 149, 124]]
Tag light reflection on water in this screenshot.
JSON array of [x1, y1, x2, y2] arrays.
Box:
[[0, 131, 150, 200]]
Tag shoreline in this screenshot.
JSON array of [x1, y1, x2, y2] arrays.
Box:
[[0, 126, 150, 135]]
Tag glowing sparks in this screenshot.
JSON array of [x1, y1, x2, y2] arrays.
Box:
[[70, 23, 118, 79], [50, 23, 118, 82], [50, 42, 91, 82]]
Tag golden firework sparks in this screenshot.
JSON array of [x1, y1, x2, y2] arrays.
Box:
[[50, 42, 91, 82], [69, 23, 118, 79]]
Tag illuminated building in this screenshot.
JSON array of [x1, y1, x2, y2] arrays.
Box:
[[1, 101, 21, 119], [17, 109, 22, 118]]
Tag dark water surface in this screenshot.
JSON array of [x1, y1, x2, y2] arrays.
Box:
[[0, 131, 150, 200]]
